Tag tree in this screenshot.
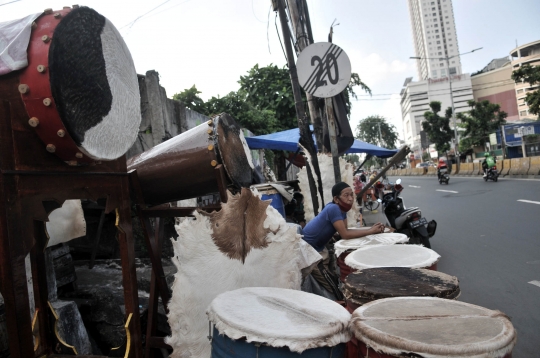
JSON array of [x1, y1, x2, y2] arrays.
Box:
[[355, 115, 398, 149], [422, 101, 454, 154], [511, 64, 540, 116], [172, 85, 206, 113], [456, 100, 507, 152], [343, 73, 371, 117]]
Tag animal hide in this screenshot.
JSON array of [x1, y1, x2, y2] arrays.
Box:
[[298, 153, 360, 224], [45, 200, 86, 247], [165, 189, 321, 358]]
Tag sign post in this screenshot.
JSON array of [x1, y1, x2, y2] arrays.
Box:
[[296, 42, 351, 184]]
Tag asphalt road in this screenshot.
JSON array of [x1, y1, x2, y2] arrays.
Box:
[[384, 175, 540, 357]]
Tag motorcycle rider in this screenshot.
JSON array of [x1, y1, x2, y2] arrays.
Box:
[[482, 153, 496, 177], [437, 158, 448, 180]]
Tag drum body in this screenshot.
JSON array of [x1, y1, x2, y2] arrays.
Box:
[[12, 7, 141, 164], [343, 268, 460, 313], [350, 297, 516, 358], [260, 191, 285, 218], [207, 287, 351, 357], [127, 113, 253, 204], [211, 327, 345, 358]]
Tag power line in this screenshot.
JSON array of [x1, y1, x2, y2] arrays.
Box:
[[120, 0, 177, 30], [251, 0, 267, 23], [0, 0, 21, 6]]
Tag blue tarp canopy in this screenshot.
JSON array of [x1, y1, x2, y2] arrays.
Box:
[[245, 127, 398, 158]]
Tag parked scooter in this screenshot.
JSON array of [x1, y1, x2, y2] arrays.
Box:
[[438, 168, 450, 185], [379, 179, 437, 248], [484, 166, 499, 182]]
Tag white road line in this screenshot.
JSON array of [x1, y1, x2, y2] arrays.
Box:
[[436, 189, 458, 193], [528, 280, 540, 288], [518, 199, 540, 205], [409, 185, 421, 188]]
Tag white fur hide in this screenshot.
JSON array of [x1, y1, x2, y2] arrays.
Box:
[[45, 200, 86, 247], [298, 153, 360, 224], [165, 192, 321, 358]]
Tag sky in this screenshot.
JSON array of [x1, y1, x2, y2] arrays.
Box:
[[2, 0, 540, 140]]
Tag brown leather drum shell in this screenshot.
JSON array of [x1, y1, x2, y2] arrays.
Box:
[[127, 113, 252, 205], [342, 267, 460, 313]]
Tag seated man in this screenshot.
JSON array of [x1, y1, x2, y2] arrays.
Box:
[[437, 158, 448, 179], [302, 182, 384, 295], [482, 153, 496, 177]]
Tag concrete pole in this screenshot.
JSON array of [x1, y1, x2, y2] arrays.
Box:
[[325, 98, 342, 184], [446, 56, 459, 168]]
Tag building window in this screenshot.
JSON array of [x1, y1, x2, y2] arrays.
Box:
[[432, 7, 435, 10], [437, 41, 441, 44], [440, 63, 444, 67], [438, 46, 441, 49], [517, 89, 524, 94], [432, 70, 438, 77], [438, 52, 442, 55], [435, 30, 439, 33], [449, 44, 453, 47], [520, 110, 527, 116], [436, 35, 440, 38], [446, 21, 449, 24], [434, 24, 438, 27], [433, 13, 436, 16], [449, 67, 456, 74], [451, 60, 455, 63], [441, 69, 446, 76]]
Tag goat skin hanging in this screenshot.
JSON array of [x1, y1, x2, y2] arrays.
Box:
[[165, 189, 321, 358]]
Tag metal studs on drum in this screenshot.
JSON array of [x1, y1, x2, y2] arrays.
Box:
[[73, 4, 80, 8], [18, 84, 29, 94], [44, 8, 53, 14], [67, 161, 78, 166], [75, 153, 83, 159], [57, 129, 65, 137], [208, 144, 214, 151], [31, 22, 37, 30], [37, 65, 46, 73], [46, 144, 56, 153], [43, 98, 52, 106], [54, 13, 62, 19], [28, 117, 40, 127], [207, 120, 214, 126], [207, 129, 213, 135], [63, 6, 71, 9], [211, 160, 218, 167], [42, 35, 51, 43]]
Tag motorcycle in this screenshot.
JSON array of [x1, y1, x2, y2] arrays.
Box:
[[379, 178, 437, 248], [484, 166, 499, 182], [438, 168, 450, 185]]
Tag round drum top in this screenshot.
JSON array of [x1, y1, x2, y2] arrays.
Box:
[[42, 7, 141, 160], [334, 232, 408, 257], [350, 297, 517, 358], [207, 287, 351, 353], [344, 244, 440, 270], [343, 268, 460, 301]]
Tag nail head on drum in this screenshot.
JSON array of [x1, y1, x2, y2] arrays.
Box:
[[28, 117, 39, 127], [18, 84, 29, 94], [43, 98, 52, 106], [46, 144, 56, 153], [41, 35, 51, 43], [57, 129, 65, 137]]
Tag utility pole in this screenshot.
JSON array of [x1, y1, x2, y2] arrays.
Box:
[[276, 0, 323, 214]]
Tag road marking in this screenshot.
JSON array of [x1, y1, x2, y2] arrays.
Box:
[[409, 185, 421, 188], [517, 199, 540, 205], [528, 280, 540, 288], [436, 189, 458, 193]]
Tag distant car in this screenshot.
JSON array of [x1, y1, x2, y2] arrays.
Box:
[[415, 162, 430, 169]]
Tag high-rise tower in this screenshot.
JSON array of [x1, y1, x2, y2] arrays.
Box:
[[407, 0, 461, 80]]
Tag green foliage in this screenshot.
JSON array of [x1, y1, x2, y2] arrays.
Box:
[[355, 115, 398, 149], [422, 101, 453, 153], [512, 64, 540, 115], [457, 100, 507, 152], [343, 73, 371, 117], [172, 85, 206, 113], [343, 154, 360, 165], [422, 151, 431, 161]]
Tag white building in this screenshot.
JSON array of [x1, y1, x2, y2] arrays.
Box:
[[407, 0, 462, 80], [400, 74, 474, 157]]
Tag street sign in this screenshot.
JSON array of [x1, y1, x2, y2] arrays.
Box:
[[296, 42, 351, 98]]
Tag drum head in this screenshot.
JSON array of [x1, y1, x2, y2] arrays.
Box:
[[343, 268, 460, 301], [334, 233, 408, 257], [344, 244, 440, 270], [207, 287, 351, 353], [215, 113, 253, 188], [351, 297, 516, 358], [48, 7, 140, 160]]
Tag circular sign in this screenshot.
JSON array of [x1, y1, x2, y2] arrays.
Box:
[[296, 42, 351, 98]]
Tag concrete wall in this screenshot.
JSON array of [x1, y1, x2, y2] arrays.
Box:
[[126, 70, 210, 159]]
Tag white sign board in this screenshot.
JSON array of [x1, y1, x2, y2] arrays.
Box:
[[296, 42, 351, 98], [516, 126, 535, 138]]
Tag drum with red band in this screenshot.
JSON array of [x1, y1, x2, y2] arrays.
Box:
[[349, 297, 516, 358], [16, 6, 141, 164]]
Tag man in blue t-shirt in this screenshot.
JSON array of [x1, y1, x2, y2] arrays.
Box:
[[302, 182, 384, 294]]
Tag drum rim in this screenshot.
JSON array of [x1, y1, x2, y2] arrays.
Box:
[[344, 244, 440, 270], [334, 233, 408, 257], [350, 297, 517, 357], [207, 287, 351, 353]]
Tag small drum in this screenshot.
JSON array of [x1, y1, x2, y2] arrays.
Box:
[[127, 113, 254, 205], [350, 297, 517, 358], [335, 233, 408, 282], [344, 244, 440, 274], [342, 267, 460, 313], [11, 6, 141, 164], [207, 287, 350, 357]]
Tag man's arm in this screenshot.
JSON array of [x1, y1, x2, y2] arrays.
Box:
[[333, 220, 384, 240]]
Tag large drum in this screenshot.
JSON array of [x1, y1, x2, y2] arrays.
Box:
[[344, 244, 440, 274], [335, 232, 408, 282], [127, 113, 254, 205], [10, 6, 141, 164], [342, 267, 460, 313], [349, 297, 517, 358], [207, 287, 350, 357]]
